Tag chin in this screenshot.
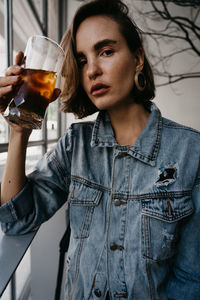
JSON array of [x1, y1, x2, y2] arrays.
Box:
[[91, 97, 117, 111]]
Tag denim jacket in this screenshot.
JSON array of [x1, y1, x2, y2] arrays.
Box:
[[0, 103, 200, 300]]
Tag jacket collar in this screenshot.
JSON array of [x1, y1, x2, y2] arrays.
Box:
[[91, 103, 162, 166]]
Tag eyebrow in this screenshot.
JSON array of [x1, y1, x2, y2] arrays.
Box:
[[94, 39, 117, 51], [76, 39, 117, 58]]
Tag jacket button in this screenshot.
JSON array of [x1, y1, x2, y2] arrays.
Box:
[[110, 244, 118, 250], [110, 244, 124, 251], [94, 289, 101, 297], [114, 199, 121, 206]]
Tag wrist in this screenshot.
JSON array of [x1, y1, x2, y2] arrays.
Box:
[[9, 126, 32, 142]]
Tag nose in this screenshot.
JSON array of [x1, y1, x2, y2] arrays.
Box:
[[87, 58, 102, 80]]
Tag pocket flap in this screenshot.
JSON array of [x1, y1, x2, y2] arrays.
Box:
[[142, 194, 194, 222], [69, 182, 102, 206]]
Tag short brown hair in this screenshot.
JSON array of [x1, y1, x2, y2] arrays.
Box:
[[60, 0, 155, 118]]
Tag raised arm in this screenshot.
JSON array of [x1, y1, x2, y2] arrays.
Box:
[[0, 51, 61, 205], [0, 52, 32, 205], [1, 127, 31, 205]]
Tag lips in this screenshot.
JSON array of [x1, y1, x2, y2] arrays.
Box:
[[90, 83, 110, 96]]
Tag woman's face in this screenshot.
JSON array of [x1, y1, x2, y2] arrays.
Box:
[[75, 15, 144, 112]]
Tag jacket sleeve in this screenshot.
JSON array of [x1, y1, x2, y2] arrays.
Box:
[[166, 176, 200, 300], [0, 127, 73, 235]]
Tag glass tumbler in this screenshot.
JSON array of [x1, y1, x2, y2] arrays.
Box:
[[4, 35, 65, 129]]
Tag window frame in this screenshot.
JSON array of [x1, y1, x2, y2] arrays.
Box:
[[0, 1, 68, 299], [1, 0, 68, 156]]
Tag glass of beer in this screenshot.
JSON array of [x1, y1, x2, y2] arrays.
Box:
[[4, 35, 65, 129]]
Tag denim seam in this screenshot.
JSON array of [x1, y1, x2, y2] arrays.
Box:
[[130, 111, 162, 162], [49, 152, 67, 178], [142, 207, 193, 222], [150, 112, 162, 161], [119, 202, 128, 293], [91, 111, 102, 145], [69, 177, 192, 200], [106, 151, 117, 298], [69, 195, 101, 206], [163, 123, 200, 134], [71, 175, 110, 192], [112, 190, 192, 201], [80, 206, 94, 238], [70, 239, 85, 300], [144, 214, 151, 258], [69, 200, 99, 206], [71, 176, 192, 200], [69, 187, 102, 206], [145, 258, 156, 300], [130, 151, 154, 163], [143, 214, 155, 298], [8, 201, 18, 221]]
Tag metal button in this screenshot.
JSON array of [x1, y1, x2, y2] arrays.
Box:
[[94, 289, 101, 297], [114, 199, 121, 206], [110, 244, 118, 250], [110, 244, 124, 251]]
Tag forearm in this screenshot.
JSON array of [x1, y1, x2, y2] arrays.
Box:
[[1, 127, 31, 205]]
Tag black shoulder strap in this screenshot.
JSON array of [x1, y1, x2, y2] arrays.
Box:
[[54, 223, 71, 300]]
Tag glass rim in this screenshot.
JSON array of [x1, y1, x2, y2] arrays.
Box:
[[28, 35, 65, 56]]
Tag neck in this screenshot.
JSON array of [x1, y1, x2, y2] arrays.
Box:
[[108, 102, 150, 146]]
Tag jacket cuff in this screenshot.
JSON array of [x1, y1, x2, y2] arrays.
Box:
[[0, 181, 34, 223]]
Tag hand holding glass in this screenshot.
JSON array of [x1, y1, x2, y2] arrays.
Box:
[[4, 36, 65, 129]]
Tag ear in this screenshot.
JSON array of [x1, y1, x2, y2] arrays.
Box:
[[134, 48, 144, 72]]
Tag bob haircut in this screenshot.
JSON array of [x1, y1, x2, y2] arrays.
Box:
[[60, 0, 155, 118]]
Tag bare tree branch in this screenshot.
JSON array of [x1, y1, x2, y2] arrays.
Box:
[[193, 8, 200, 22], [131, 0, 200, 86], [148, 0, 200, 55], [155, 72, 200, 86]]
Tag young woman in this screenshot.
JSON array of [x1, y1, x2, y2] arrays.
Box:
[[0, 0, 200, 299]]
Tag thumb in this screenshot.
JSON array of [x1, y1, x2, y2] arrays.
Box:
[[50, 88, 61, 103]]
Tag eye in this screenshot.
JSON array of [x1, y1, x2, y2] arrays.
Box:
[[101, 49, 114, 57], [77, 57, 87, 69]]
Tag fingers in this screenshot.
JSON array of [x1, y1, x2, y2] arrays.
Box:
[[0, 75, 21, 99], [15, 51, 24, 65], [0, 75, 22, 113], [0, 51, 26, 120], [0, 75, 21, 87], [50, 88, 61, 103], [0, 84, 13, 95], [1, 52, 23, 103], [5, 51, 24, 76], [5, 65, 23, 76]]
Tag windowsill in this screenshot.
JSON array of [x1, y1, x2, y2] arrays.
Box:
[[0, 227, 37, 297]]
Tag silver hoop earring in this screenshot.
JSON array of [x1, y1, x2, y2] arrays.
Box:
[[135, 71, 146, 92]]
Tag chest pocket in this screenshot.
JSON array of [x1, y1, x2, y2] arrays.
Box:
[[141, 193, 193, 261], [68, 182, 102, 239]]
